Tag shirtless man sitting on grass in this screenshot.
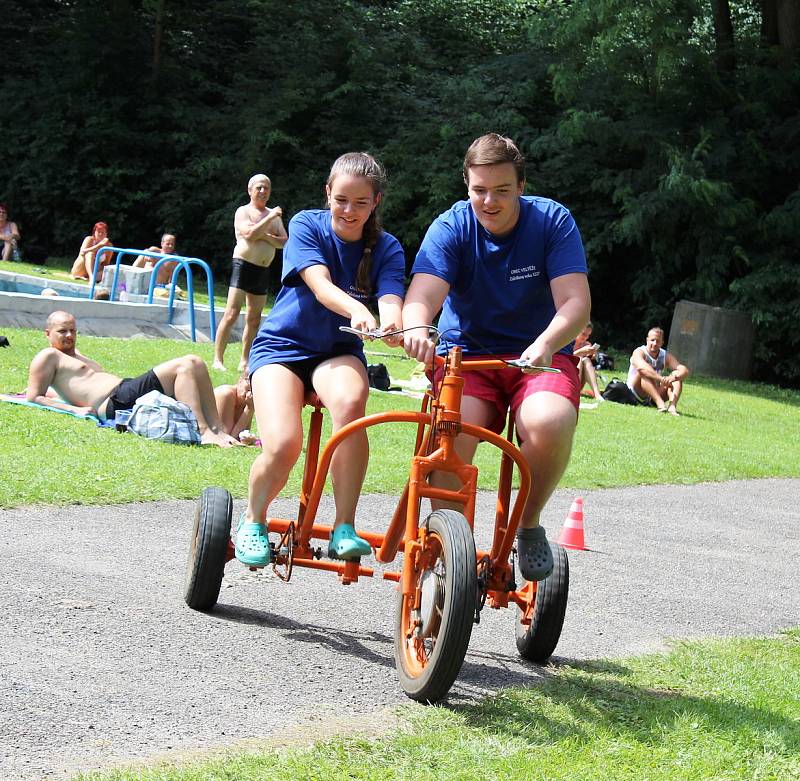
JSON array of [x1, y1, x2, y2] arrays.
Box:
[[627, 326, 690, 416], [26, 311, 240, 447]]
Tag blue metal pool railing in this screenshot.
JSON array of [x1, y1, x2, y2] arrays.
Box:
[[90, 247, 217, 342], [146, 256, 216, 343]]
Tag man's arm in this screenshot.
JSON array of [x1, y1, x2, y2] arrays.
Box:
[[235, 206, 284, 241], [25, 350, 95, 416], [520, 273, 591, 368], [263, 216, 288, 249], [402, 273, 451, 365], [662, 352, 689, 386], [133, 246, 162, 267], [630, 347, 668, 383]]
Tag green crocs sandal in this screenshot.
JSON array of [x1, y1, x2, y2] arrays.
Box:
[[516, 525, 554, 582], [235, 517, 272, 567], [328, 523, 372, 561]]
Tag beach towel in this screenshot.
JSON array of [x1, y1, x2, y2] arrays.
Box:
[[0, 393, 113, 427]]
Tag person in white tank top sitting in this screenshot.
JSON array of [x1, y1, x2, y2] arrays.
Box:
[[626, 326, 689, 416]]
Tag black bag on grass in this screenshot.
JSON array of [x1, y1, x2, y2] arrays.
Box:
[[601, 378, 640, 405], [367, 363, 392, 391], [595, 352, 615, 370]]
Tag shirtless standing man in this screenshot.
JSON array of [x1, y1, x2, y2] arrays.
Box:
[[213, 174, 288, 372], [27, 311, 240, 447]]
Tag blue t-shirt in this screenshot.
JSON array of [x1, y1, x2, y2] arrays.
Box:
[[249, 209, 406, 371], [412, 197, 587, 356]]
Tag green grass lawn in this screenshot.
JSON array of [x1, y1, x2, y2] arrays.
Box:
[[72, 630, 800, 780], [0, 256, 232, 309], [0, 325, 798, 508]]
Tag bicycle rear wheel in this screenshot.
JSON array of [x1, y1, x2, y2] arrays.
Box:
[[515, 542, 569, 662], [184, 487, 233, 611]]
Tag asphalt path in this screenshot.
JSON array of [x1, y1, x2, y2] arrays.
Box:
[[2, 478, 798, 780]]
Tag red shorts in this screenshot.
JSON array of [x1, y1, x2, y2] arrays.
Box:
[[435, 353, 580, 434]]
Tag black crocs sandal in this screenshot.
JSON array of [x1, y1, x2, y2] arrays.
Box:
[[516, 526, 554, 582]]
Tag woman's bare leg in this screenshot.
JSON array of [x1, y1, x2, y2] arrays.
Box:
[[311, 356, 370, 530], [246, 365, 306, 522]]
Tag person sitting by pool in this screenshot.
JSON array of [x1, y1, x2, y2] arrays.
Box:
[[70, 222, 113, 282], [214, 374, 256, 444], [0, 203, 21, 261], [26, 310, 240, 448], [132, 233, 179, 286]]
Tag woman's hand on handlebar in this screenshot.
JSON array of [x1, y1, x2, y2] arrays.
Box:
[[349, 305, 378, 338]]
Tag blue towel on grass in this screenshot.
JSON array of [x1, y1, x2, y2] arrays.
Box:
[[0, 394, 114, 427]]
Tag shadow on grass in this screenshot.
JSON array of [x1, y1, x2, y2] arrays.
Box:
[[453, 654, 799, 756]]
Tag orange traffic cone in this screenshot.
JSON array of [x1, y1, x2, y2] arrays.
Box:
[[558, 497, 588, 551]]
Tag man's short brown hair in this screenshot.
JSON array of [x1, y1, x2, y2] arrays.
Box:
[[463, 133, 526, 185]]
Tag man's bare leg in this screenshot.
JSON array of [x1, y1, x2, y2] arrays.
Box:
[[154, 355, 239, 447], [514, 392, 577, 528], [667, 379, 683, 415], [240, 293, 267, 373], [213, 287, 246, 370], [633, 375, 667, 409]]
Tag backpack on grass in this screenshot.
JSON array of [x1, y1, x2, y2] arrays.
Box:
[[601, 379, 640, 406], [367, 363, 392, 391], [128, 390, 201, 445]]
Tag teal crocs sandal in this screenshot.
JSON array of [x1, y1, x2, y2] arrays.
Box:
[[328, 523, 372, 561], [516, 525, 554, 582], [235, 517, 272, 567]]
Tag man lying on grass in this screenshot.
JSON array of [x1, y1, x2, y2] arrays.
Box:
[[26, 310, 240, 447]]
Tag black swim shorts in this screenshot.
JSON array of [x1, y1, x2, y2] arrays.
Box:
[[104, 369, 165, 419], [229, 258, 270, 296], [277, 351, 366, 393]]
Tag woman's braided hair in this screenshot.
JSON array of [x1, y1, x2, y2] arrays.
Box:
[[327, 152, 386, 295]]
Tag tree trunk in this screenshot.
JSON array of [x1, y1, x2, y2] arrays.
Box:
[[761, 0, 779, 46], [777, 0, 800, 52], [712, 0, 736, 72], [152, 0, 166, 83]]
